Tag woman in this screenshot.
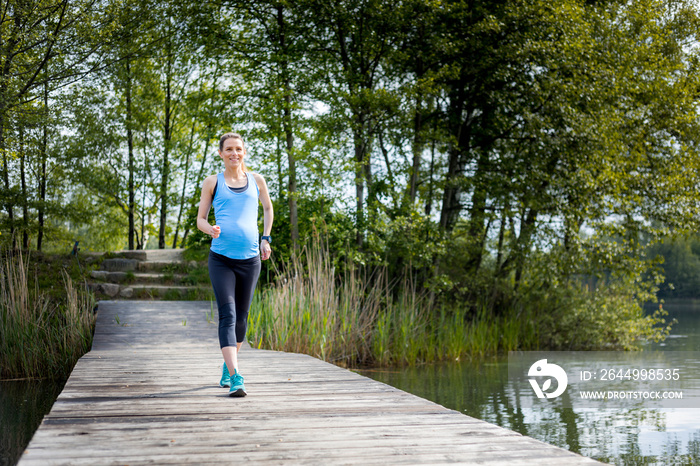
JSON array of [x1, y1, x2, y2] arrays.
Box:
[[197, 132, 273, 397]]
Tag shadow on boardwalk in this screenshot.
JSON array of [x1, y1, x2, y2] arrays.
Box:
[[19, 301, 603, 465]]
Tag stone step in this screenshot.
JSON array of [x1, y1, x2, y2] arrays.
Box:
[[89, 271, 191, 285], [112, 250, 148, 261], [113, 249, 185, 261], [90, 248, 206, 301], [101, 258, 139, 272], [88, 283, 212, 299], [100, 258, 198, 273], [136, 260, 193, 272], [123, 284, 212, 299]]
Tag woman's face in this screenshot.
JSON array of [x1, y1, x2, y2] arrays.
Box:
[[219, 137, 246, 169]]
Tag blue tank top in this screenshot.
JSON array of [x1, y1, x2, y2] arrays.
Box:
[[210, 172, 260, 259]]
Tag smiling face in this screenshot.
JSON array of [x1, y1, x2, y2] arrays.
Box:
[[218, 136, 246, 171]]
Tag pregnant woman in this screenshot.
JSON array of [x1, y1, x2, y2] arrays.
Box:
[[197, 132, 273, 397]]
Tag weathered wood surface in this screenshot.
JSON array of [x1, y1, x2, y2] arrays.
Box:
[[19, 301, 602, 465]]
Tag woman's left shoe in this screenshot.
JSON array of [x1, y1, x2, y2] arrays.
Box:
[[219, 363, 231, 388], [229, 369, 247, 397]]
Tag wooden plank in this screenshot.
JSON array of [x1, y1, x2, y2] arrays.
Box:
[[19, 301, 603, 465], [19, 443, 592, 462]]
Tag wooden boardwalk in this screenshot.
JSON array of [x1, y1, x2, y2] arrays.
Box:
[[19, 301, 601, 465]]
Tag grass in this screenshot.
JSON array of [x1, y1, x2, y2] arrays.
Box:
[[205, 300, 215, 324], [0, 249, 96, 379], [183, 266, 211, 285], [161, 262, 191, 274], [247, 241, 540, 368], [183, 244, 210, 263]]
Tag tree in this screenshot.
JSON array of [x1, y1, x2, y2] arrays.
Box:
[[305, 0, 404, 249], [0, 0, 126, 247]]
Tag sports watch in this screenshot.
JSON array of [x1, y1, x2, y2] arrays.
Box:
[[261, 235, 272, 244]]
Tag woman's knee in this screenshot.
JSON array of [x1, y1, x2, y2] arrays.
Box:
[[218, 302, 236, 326]]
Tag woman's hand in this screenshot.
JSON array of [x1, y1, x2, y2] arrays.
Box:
[[254, 173, 274, 262], [261, 240, 271, 260], [210, 225, 221, 239]]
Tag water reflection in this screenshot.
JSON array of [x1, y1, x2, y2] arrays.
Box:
[[358, 299, 700, 465], [648, 299, 700, 352], [0, 379, 64, 466]]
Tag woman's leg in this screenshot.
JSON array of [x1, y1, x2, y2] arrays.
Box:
[[221, 345, 238, 374], [232, 255, 262, 352], [208, 252, 240, 374], [226, 255, 260, 397]]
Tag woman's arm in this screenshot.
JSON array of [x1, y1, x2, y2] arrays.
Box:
[[254, 173, 274, 260], [196, 175, 220, 239]]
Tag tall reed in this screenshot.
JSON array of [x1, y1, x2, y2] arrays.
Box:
[[0, 250, 96, 379], [248, 240, 539, 367], [248, 241, 379, 366]]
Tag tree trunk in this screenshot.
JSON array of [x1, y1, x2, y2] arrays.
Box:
[[285, 97, 298, 252], [0, 112, 14, 247], [180, 65, 221, 248], [19, 126, 28, 250], [409, 91, 423, 206], [159, 49, 173, 249], [378, 131, 397, 210], [0, 16, 18, 247], [275, 121, 283, 200], [181, 137, 212, 248], [126, 57, 136, 250], [140, 129, 149, 249], [425, 123, 436, 219], [353, 126, 366, 250], [495, 203, 507, 270], [514, 207, 538, 290], [439, 77, 471, 232], [172, 114, 198, 249], [439, 145, 462, 232], [277, 5, 298, 252], [465, 150, 490, 273], [37, 82, 49, 251]]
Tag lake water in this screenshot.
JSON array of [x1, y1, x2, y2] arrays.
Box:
[[0, 378, 65, 466], [358, 299, 700, 465], [2, 300, 698, 465]]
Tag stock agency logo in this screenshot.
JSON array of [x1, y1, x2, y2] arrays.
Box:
[[528, 359, 568, 399]]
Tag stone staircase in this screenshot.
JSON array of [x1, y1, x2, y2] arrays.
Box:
[[87, 249, 212, 300]]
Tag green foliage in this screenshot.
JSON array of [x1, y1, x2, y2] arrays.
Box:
[[248, 238, 666, 367], [183, 206, 214, 251], [647, 235, 700, 298], [182, 243, 210, 263], [183, 266, 210, 286], [535, 279, 674, 351]]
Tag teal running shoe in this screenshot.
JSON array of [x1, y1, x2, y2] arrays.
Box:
[[219, 363, 231, 388], [229, 369, 247, 397]]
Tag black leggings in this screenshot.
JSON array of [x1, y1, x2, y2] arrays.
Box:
[[208, 251, 261, 348]]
